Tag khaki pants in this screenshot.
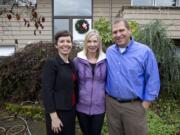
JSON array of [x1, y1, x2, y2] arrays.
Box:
[[106, 95, 147, 135]]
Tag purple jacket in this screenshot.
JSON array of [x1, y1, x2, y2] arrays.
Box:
[[73, 51, 106, 115]]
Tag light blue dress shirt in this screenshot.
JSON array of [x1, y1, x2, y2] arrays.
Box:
[[106, 37, 160, 101]]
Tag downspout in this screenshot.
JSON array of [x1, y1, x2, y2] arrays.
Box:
[[109, 0, 112, 23]]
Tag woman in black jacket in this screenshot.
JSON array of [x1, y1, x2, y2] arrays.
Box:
[[42, 31, 78, 135]]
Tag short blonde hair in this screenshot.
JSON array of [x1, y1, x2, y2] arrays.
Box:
[[83, 29, 103, 58]]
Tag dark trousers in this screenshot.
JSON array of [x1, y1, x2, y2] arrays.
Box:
[[77, 111, 105, 135], [45, 109, 75, 135]]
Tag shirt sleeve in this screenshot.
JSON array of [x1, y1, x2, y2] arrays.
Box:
[[42, 59, 57, 113], [143, 49, 160, 101]]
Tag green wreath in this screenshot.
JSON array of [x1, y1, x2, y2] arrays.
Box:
[[75, 19, 89, 34]]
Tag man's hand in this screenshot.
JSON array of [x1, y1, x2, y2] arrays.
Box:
[[50, 112, 63, 133], [142, 101, 151, 110]]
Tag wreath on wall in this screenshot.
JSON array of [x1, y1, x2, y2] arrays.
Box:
[[75, 19, 89, 34]]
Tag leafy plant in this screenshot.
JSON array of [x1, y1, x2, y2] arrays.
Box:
[[4, 103, 44, 120], [137, 20, 180, 98], [147, 110, 176, 135], [93, 17, 112, 48], [128, 21, 139, 40], [101, 115, 108, 135]]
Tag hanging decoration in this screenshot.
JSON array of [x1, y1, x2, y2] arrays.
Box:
[[75, 19, 89, 34]]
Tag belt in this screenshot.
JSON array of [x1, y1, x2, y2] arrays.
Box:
[[107, 94, 141, 103]]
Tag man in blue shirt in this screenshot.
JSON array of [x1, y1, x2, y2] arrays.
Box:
[[106, 18, 160, 135]]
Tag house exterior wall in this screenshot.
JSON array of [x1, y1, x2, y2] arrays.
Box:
[[1, 0, 180, 50], [93, 0, 180, 39], [93, 0, 131, 21], [122, 6, 180, 39], [0, 0, 52, 49]]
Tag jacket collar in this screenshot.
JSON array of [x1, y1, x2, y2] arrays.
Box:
[[77, 50, 106, 63], [55, 55, 72, 65]]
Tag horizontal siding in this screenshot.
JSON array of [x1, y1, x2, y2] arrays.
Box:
[[122, 7, 180, 39], [93, 0, 131, 21], [93, 0, 111, 21], [0, 0, 52, 49], [111, 0, 131, 18], [1, 0, 180, 50]]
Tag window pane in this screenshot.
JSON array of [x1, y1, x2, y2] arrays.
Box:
[[16, 0, 36, 6], [54, 19, 69, 34], [155, 0, 176, 6], [176, 46, 180, 57], [54, 0, 92, 16], [0, 46, 15, 56], [132, 0, 153, 6]]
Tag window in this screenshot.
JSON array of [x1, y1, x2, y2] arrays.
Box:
[[155, 0, 176, 6], [0, 45, 15, 56], [54, 0, 92, 16], [54, 19, 69, 34], [176, 46, 180, 57], [132, 0, 153, 6], [0, 0, 36, 6], [53, 0, 92, 41], [17, 0, 36, 6], [132, 0, 178, 6]]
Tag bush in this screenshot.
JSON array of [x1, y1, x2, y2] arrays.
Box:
[[4, 102, 44, 120], [137, 20, 180, 98], [0, 42, 81, 103], [147, 111, 176, 135], [94, 17, 112, 48]]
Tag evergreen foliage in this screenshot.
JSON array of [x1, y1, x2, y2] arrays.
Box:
[[136, 20, 180, 99]]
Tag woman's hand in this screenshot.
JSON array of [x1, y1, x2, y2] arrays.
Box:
[[50, 112, 63, 133]]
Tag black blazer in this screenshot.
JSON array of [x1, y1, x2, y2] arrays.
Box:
[[42, 55, 78, 113]]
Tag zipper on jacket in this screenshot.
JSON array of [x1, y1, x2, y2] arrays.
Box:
[[89, 64, 95, 115]]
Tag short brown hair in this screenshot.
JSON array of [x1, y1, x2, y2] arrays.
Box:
[[54, 30, 72, 45], [112, 18, 130, 30]]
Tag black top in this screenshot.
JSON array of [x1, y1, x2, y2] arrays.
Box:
[[42, 55, 78, 113], [89, 63, 96, 75]]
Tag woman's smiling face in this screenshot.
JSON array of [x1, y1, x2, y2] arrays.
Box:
[[55, 36, 72, 56]]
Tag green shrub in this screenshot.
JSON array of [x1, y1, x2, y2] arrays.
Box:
[[147, 111, 176, 135], [4, 103, 44, 120], [93, 17, 112, 48], [137, 20, 180, 98]]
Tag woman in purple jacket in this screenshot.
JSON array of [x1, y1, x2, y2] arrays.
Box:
[[73, 30, 106, 135]]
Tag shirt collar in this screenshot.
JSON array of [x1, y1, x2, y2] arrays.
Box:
[[115, 36, 134, 54]]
